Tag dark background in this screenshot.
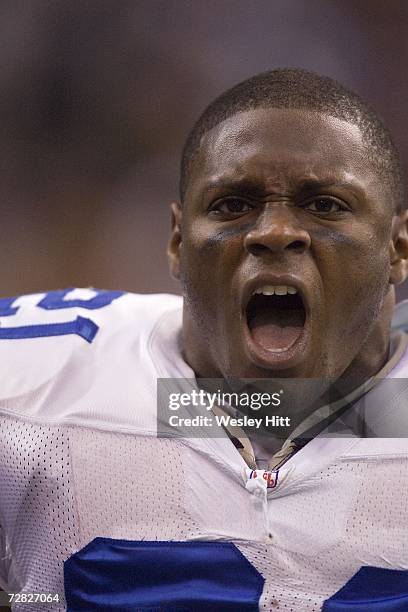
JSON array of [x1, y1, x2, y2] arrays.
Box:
[[2, 0, 408, 299]]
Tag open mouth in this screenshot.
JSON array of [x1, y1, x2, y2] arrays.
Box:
[[246, 285, 306, 352]]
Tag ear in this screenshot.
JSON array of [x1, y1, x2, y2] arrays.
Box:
[[389, 210, 408, 285], [167, 202, 183, 280]]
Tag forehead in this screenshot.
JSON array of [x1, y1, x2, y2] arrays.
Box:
[[187, 107, 379, 196]]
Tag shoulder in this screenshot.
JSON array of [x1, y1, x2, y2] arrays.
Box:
[[0, 288, 181, 335], [0, 289, 183, 423]]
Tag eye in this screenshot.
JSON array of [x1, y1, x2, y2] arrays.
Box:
[[209, 197, 254, 217], [302, 197, 345, 214]]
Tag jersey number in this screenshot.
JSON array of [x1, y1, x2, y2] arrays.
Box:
[[0, 289, 123, 343], [64, 538, 408, 611], [64, 538, 264, 611]]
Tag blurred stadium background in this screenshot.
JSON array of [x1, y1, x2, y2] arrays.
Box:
[[1, 0, 408, 299]]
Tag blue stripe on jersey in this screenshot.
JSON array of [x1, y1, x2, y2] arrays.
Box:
[[323, 566, 408, 610], [0, 316, 98, 343], [38, 288, 124, 310], [64, 538, 265, 611], [0, 297, 19, 316]]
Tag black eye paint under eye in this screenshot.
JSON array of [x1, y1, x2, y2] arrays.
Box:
[[200, 222, 254, 250], [199, 219, 357, 254], [311, 226, 356, 246]]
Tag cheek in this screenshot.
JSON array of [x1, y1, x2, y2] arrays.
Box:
[[310, 227, 390, 374], [180, 222, 246, 283], [178, 224, 243, 316], [313, 226, 390, 326], [313, 224, 390, 276]]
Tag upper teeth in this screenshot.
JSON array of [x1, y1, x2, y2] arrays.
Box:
[[254, 285, 298, 296]]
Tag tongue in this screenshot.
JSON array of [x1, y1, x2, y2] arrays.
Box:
[[249, 308, 304, 351]]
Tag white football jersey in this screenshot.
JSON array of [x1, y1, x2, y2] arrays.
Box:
[[1, 288, 408, 611]]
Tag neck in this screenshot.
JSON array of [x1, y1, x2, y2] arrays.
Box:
[[334, 288, 395, 396]]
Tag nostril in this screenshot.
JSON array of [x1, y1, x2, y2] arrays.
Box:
[[244, 230, 311, 256], [248, 244, 270, 257], [247, 240, 307, 256], [289, 240, 307, 252]]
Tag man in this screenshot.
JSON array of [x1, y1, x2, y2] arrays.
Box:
[[1, 68, 408, 611]]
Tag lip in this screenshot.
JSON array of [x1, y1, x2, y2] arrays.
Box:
[[241, 273, 312, 370]]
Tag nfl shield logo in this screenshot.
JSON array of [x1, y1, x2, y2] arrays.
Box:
[[248, 469, 279, 489]]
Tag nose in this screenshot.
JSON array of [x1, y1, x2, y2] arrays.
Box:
[[243, 203, 311, 257]]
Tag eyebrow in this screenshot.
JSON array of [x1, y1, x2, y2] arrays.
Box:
[[203, 176, 365, 198], [296, 178, 365, 196], [203, 178, 265, 194]]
